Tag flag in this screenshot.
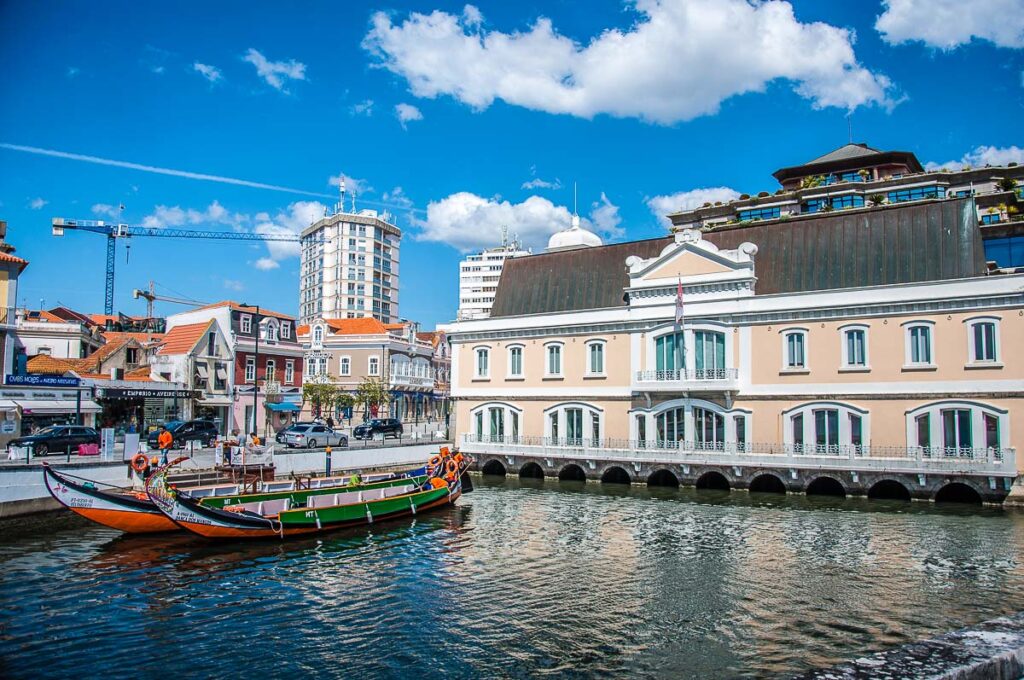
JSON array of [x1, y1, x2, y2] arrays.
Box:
[[674, 277, 685, 326]]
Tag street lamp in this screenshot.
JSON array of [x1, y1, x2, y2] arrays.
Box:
[[241, 303, 260, 438]]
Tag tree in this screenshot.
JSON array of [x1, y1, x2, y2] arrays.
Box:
[[302, 382, 337, 418], [356, 377, 389, 419], [335, 393, 355, 420]]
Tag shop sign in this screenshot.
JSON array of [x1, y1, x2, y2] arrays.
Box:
[[1, 421, 15, 434], [0, 388, 82, 400], [6, 374, 80, 387], [102, 388, 194, 399]]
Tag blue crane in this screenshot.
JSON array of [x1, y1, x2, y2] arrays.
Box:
[[51, 217, 313, 315]]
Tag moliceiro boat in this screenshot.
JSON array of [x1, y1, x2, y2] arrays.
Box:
[[146, 453, 472, 540], [43, 463, 179, 534]]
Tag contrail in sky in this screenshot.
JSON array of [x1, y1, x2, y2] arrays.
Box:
[[0, 142, 424, 214]]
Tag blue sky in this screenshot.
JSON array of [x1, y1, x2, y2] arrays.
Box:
[[1, 0, 1022, 328]]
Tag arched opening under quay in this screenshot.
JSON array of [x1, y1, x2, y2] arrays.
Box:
[[601, 466, 631, 485], [934, 482, 983, 505], [481, 459, 507, 477], [519, 462, 545, 479], [749, 474, 787, 494], [647, 469, 680, 488], [695, 471, 730, 491], [805, 476, 846, 497], [867, 479, 911, 501], [558, 464, 587, 482]]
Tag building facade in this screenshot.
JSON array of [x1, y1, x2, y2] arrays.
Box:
[[457, 241, 529, 320], [447, 196, 1023, 482], [298, 209, 401, 325]]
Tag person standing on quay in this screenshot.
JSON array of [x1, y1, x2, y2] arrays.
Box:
[[157, 426, 173, 466]]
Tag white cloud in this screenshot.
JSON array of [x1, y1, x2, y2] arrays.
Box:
[[223, 279, 245, 292], [91, 203, 122, 218], [350, 99, 374, 116], [364, 0, 895, 125], [395, 103, 423, 129], [522, 166, 562, 190], [28, 197, 48, 210], [242, 48, 306, 92], [646, 187, 741, 226], [589, 192, 624, 240], [193, 62, 223, 83], [876, 0, 1024, 49], [383, 186, 414, 208], [254, 257, 280, 270], [141, 200, 246, 229], [254, 200, 328, 260], [925, 145, 1024, 171], [328, 173, 373, 196], [413, 191, 609, 251]]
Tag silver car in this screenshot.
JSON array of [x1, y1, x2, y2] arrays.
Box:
[[282, 423, 348, 449]]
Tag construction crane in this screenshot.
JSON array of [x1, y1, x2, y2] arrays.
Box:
[[52, 217, 314, 315], [132, 281, 208, 318]]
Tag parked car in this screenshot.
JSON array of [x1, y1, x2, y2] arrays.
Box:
[[275, 422, 315, 444], [352, 418, 403, 440], [146, 420, 219, 449], [7, 425, 100, 456], [281, 423, 348, 449]]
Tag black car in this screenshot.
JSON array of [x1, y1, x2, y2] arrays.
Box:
[[8, 425, 100, 456], [147, 420, 219, 449], [352, 418, 403, 440]]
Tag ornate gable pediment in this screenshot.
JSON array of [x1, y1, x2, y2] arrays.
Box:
[[624, 229, 758, 307]]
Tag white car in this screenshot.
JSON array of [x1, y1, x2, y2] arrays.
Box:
[[282, 424, 348, 449]]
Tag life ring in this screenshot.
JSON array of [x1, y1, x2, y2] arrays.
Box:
[[131, 454, 149, 474], [428, 455, 441, 467], [445, 459, 458, 475]]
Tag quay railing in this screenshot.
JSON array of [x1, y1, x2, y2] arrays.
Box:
[[635, 368, 739, 382], [460, 434, 1016, 476]]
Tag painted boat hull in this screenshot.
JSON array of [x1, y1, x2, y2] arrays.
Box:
[[199, 468, 429, 509], [43, 464, 179, 534]]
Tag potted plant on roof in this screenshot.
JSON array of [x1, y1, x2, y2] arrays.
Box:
[[868, 194, 885, 206], [998, 177, 1018, 192], [858, 169, 871, 181]]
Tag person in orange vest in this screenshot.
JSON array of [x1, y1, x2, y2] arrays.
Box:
[[157, 426, 173, 465]]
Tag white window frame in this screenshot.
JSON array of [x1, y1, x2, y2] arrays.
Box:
[[264, 320, 278, 342], [780, 327, 809, 372], [902, 320, 935, 369], [964, 316, 1000, 366], [284, 360, 294, 385], [265, 359, 276, 383], [280, 321, 291, 339], [245, 356, 256, 383], [339, 355, 351, 376], [544, 341, 564, 378], [240, 314, 252, 334], [839, 324, 870, 371], [506, 344, 525, 379], [470, 401, 523, 442], [628, 398, 751, 452], [905, 400, 1009, 454], [585, 339, 607, 377], [312, 325, 324, 347], [782, 401, 870, 453], [543, 401, 603, 445], [474, 346, 490, 379], [368, 355, 380, 376]]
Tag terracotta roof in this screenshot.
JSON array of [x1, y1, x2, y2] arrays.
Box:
[[24, 310, 68, 323], [88, 338, 130, 364], [26, 355, 77, 374], [383, 323, 407, 331], [101, 331, 165, 345], [296, 324, 310, 336], [125, 366, 153, 380], [296, 317, 389, 337], [88, 313, 145, 326], [0, 251, 28, 271], [157, 320, 215, 355], [47, 307, 94, 324], [189, 300, 295, 321]]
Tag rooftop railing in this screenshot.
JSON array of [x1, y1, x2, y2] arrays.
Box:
[[635, 368, 738, 382]]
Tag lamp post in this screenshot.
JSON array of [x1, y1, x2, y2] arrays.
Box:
[[242, 303, 260, 438]]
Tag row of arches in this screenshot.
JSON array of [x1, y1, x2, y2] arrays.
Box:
[[479, 459, 983, 504]]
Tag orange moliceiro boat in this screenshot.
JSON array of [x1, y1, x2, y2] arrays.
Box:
[[42, 463, 179, 534]]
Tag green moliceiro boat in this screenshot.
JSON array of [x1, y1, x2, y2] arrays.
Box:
[[196, 469, 430, 510]]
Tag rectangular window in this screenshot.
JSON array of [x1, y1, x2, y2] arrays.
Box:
[[916, 413, 930, 449], [985, 413, 1000, 450], [240, 315, 252, 334], [588, 343, 604, 374], [549, 412, 559, 440], [655, 333, 683, 372], [792, 413, 804, 450], [909, 326, 931, 364], [636, 415, 646, 446], [845, 329, 866, 366], [476, 348, 489, 378], [734, 416, 746, 449], [887, 185, 943, 203], [565, 408, 583, 445], [785, 332, 806, 368], [814, 409, 839, 450], [694, 331, 726, 374], [207, 332, 216, 356], [981, 213, 1002, 225], [474, 411, 483, 440], [245, 357, 255, 383], [849, 414, 863, 449], [942, 409, 972, 450], [281, 321, 291, 339], [285, 361, 294, 385], [489, 407, 504, 441], [368, 356, 379, 376], [340, 357, 350, 375], [265, 360, 276, 383], [509, 346, 523, 377], [738, 206, 780, 221], [972, 322, 996, 361], [591, 414, 601, 447], [547, 345, 562, 376], [830, 194, 865, 210], [511, 411, 519, 443]]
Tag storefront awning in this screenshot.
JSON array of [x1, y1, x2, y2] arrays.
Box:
[[198, 395, 233, 406], [0, 399, 18, 412], [266, 402, 301, 412], [16, 399, 102, 414]]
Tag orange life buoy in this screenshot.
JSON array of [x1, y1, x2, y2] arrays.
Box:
[[439, 446, 450, 457], [445, 459, 457, 475], [428, 455, 441, 467], [131, 454, 149, 474]]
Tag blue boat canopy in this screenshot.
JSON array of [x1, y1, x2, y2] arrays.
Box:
[[266, 402, 301, 412]]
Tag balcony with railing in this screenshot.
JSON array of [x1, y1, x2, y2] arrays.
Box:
[[389, 363, 435, 389], [460, 434, 1015, 476], [634, 368, 739, 390]]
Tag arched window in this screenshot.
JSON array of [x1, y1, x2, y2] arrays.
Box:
[[693, 407, 725, 449], [642, 399, 749, 451], [656, 408, 685, 446], [902, 320, 935, 368], [654, 331, 684, 372], [906, 401, 1008, 456], [544, 402, 602, 447], [783, 402, 869, 454], [781, 328, 808, 370], [470, 402, 522, 443], [312, 325, 324, 346]]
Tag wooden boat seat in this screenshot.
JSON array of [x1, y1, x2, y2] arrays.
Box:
[[189, 484, 242, 499], [261, 481, 295, 493], [259, 498, 290, 516], [383, 485, 415, 498]]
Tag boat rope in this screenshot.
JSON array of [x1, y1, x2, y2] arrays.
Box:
[[51, 470, 126, 490]]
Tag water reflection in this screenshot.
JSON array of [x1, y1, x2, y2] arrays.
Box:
[[1, 477, 1022, 679]]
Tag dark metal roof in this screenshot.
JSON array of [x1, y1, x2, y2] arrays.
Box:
[[489, 199, 986, 318], [805, 143, 883, 165], [772, 146, 924, 184]]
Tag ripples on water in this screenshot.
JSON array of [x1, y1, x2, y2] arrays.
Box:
[[2, 477, 1024, 679]]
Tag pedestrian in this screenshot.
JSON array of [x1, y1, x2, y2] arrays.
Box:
[[326, 415, 335, 430], [250, 431, 261, 447], [157, 426, 173, 466]]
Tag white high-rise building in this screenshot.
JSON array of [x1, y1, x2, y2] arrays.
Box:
[[457, 239, 529, 321], [298, 187, 401, 325]]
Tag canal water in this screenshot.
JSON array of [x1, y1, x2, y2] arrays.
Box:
[[3, 476, 1024, 679]]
